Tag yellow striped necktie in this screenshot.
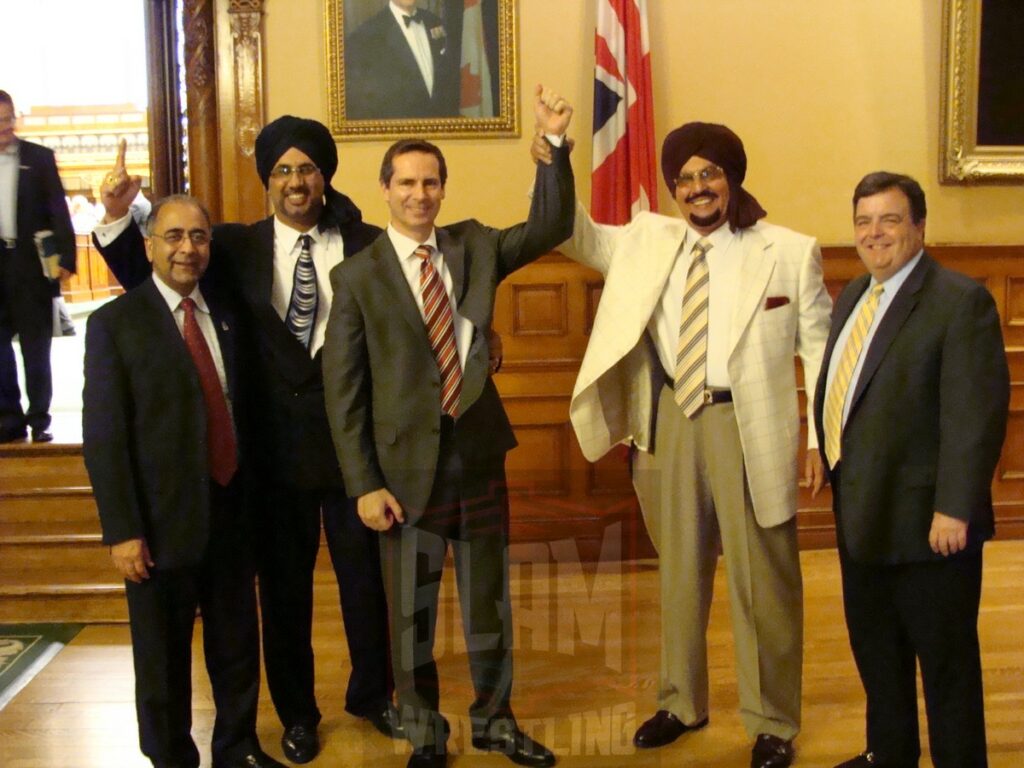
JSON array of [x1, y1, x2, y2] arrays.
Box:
[[673, 238, 712, 417], [824, 284, 884, 467]]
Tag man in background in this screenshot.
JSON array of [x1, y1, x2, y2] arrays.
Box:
[[83, 195, 282, 768], [0, 89, 75, 443], [815, 172, 1008, 768], [345, 0, 460, 119]]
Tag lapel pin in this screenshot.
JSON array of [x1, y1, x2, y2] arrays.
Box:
[[221, 321, 229, 331]]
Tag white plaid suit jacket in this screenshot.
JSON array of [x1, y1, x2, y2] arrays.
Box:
[[562, 203, 832, 527]]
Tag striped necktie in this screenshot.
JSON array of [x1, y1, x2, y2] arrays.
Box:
[[824, 284, 884, 468], [673, 238, 712, 417], [286, 234, 318, 350], [416, 244, 462, 417]]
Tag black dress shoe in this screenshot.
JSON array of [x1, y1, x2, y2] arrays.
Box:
[[0, 426, 27, 443], [633, 710, 709, 749], [361, 701, 406, 739], [215, 750, 286, 768], [472, 728, 555, 767], [30, 428, 53, 443], [407, 743, 447, 768], [751, 734, 794, 768], [281, 723, 319, 763], [834, 753, 880, 768]]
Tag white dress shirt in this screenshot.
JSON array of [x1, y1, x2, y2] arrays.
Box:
[[151, 273, 234, 424], [271, 218, 345, 356], [0, 140, 19, 240], [387, 224, 472, 368], [389, 0, 434, 95], [648, 222, 741, 388], [824, 249, 924, 428]]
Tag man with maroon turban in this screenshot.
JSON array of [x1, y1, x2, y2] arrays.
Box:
[[93, 116, 399, 764], [537, 121, 831, 768]]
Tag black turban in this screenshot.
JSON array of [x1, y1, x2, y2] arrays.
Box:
[[254, 115, 363, 229], [660, 121, 766, 231]]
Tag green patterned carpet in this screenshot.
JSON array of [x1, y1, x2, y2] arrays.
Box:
[[0, 623, 82, 710]]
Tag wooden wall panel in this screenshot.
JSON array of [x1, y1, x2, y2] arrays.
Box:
[[496, 245, 1024, 557]]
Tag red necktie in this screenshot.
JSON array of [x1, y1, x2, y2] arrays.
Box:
[[416, 245, 462, 417], [180, 298, 238, 486]]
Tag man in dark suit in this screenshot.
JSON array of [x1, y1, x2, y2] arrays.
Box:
[[0, 89, 75, 443], [323, 86, 573, 768], [345, 0, 460, 119], [813, 172, 1009, 768], [83, 195, 283, 768], [94, 118, 397, 764]]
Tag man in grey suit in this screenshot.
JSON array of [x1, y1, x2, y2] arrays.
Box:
[[814, 172, 1009, 768], [323, 86, 573, 768]]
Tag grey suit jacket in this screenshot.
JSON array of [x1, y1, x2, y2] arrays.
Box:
[[323, 144, 574, 522], [813, 253, 1009, 564]]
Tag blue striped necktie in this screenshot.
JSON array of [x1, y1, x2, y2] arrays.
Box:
[[286, 234, 318, 350]]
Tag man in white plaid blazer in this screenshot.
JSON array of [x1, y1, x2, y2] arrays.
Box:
[[540, 121, 831, 768]]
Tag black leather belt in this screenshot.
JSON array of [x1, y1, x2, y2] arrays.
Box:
[[663, 370, 733, 405]]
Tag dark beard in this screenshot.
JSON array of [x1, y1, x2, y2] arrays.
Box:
[[689, 209, 725, 229]]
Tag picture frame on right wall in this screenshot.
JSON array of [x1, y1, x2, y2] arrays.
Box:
[[940, 0, 1024, 183]]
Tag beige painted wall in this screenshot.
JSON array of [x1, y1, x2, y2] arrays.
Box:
[[263, 0, 1024, 246]]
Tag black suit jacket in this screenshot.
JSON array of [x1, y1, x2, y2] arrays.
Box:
[[323, 144, 574, 522], [345, 8, 460, 120], [94, 201, 381, 489], [83, 277, 251, 568], [813, 253, 1009, 564], [3, 140, 75, 328]]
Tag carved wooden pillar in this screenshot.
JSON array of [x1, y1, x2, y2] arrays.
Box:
[[219, 0, 267, 224], [183, 0, 223, 221]]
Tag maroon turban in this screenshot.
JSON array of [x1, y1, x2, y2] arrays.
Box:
[[660, 122, 766, 231]]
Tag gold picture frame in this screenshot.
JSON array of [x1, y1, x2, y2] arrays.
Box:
[[325, 0, 519, 140], [939, 0, 1024, 183]]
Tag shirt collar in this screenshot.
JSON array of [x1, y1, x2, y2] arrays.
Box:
[[387, 223, 438, 262], [151, 273, 209, 314], [0, 139, 18, 157], [684, 221, 734, 254], [870, 248, 924, 294], [274, 216, 321, 254], [389, 1, 419, 26]]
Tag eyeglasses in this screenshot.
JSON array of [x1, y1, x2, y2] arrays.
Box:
[[150, 229, 211, 247], [269, 163, 320, 179], [674, 165, 725, 188]]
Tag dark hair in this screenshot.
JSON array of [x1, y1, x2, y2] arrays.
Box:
[[852, 171, 927, 224], [379, 139, 447, 186], [146, 194, 212, 235], [0, 90, 13, 109]]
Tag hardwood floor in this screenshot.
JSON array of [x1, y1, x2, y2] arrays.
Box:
[[1, 542, 1022, 767]]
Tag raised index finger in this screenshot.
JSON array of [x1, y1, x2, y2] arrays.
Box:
[[114, 138, 127, 173]]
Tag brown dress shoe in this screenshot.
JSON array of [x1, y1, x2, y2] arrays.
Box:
[[751, 734, 794, 768], [632, 710, 709, 748]]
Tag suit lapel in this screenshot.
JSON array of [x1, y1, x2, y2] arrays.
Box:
[[139, 277, 194, 371], [729, 227, 775, 354], [437, 228, 467, 308], [846, 255, 932, 419], [374, 237, 431, 343], [206, 291, 238, 401]]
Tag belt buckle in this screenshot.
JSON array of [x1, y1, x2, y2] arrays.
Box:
[[702, 389, 714, 405]]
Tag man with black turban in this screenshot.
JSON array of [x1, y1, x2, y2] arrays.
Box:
[[93, 116, 400, 764], [536, 120, 832, 768]]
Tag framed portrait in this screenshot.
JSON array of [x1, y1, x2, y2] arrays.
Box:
[[939, 0, 1024, 183], [325, 0, 519, 140]]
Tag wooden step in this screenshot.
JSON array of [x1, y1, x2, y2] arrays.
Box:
[[0, 521, 111, 575], [0, 443, 91, 491], [0, 582, 127, 623], [0, 488, 98, 522]]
